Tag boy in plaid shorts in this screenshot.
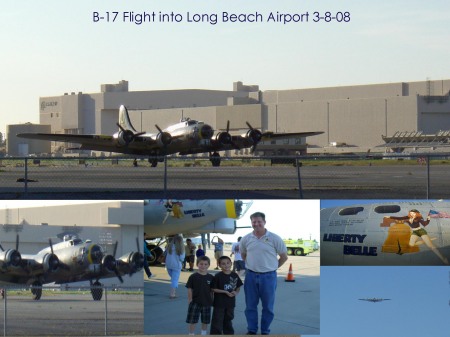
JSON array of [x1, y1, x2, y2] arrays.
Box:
[[186, 256, 214, 335]]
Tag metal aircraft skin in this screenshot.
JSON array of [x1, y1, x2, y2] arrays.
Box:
[[144, 199, 252, 263], [359, 298, 391, 303], [0, 235, 144, 301], [321, 201, 450, 266], [17, 105, 323, 167]]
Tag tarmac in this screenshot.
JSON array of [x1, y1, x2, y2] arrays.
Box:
[[0, 292, 143, 336], [144, 246, 320, 336], [1, 163, 449, 199]]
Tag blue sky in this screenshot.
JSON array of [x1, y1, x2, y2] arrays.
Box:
[[319, 266, 450, 337], [2, 0, 450, 134]]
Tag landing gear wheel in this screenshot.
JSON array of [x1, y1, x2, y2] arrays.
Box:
[[148, 245, 163, 265], [31, 281, 42, 300], [210, 152, 221, 167], [91, 281, 103, 301], [149, 157, 158, 167]]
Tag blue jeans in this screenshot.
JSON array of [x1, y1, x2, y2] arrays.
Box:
[[167, 268, 181, 288], [244, 270, 277, 334]]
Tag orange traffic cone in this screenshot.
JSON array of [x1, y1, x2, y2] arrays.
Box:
[[285, 263, 295, 282]]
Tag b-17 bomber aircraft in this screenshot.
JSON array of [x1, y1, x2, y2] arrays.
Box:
[[17, 105, 323, 167], [359, 298, 391, 303], [0, 235, 144, 301]]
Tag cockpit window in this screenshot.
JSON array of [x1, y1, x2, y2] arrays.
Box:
[[338, 207, 364, 216], [187, 120, 197, 126], [374, 205, 401, 214]]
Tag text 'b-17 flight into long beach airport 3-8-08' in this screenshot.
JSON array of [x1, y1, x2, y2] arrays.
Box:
[[17, 105, 323, 167]]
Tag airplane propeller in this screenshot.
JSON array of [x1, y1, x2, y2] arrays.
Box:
[[103, 241, 123, 283], [116, 123, 146, 146], [0, 235, 22, 268], [43, 238, 61, 272], [155, 124, 173, 146], [245, 121, 263, 153], [216, 121, 240, 149]]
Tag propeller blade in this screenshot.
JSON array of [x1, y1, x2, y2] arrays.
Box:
[[16, 234, 19, 251], [115, 270, 124, 283], [49, 238, 54, 254], [116, 122, 126, 132], [113, 241, 118, 258], [246, 121, 255, 130], [0, 244, 4, 252], [155, 124, 163, 133], [226, 120, 230, 133]]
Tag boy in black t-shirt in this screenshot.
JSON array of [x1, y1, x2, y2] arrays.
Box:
[[186, 256, 214, 335], [210, 256, 244, 335]]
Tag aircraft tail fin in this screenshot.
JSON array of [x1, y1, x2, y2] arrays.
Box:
[[118, 105, 138, 132]]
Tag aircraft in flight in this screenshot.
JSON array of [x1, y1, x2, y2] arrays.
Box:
[[359, 298, 391, 303], [17, 105, 323, 167], [144, 199, 252, 263], [0, 234, 144, 301], [321, 201, 450, 266]]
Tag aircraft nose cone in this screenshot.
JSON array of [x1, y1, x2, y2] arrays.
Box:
[[200, 125, 214, 139]]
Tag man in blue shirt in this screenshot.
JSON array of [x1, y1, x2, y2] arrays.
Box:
[[240, 212, 288, 335]]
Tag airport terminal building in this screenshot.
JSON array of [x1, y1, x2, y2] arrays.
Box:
[[8, 79, 450, 156]]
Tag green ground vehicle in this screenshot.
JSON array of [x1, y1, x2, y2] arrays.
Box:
[[283, 239, 315, 256]]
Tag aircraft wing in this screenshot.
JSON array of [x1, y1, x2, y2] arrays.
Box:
[[261, 131, 324, 141], [208, 131, 323, 152], [0, 253, 62, 285], [17, 132, 163, 155]]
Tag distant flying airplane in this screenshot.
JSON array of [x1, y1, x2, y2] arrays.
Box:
[[359, 298, 391, 303], [0, 235, 144, 301], [17, 105, 323, 167], [144, 199, 252, 264], [321, 201, 450, 266]]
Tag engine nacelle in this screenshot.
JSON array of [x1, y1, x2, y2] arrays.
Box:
[[199, 124, 214, 139], [102, 254, 117, 273], [119, 251, 144, 273], [156, 132, 173, 146], [117, 129, 135, 146], [215, 131, 232, 145], [0, 249, 21, 268], [42, 253, 59, 272], [245, 129, 262, 144]]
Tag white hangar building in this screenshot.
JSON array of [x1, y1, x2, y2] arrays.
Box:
[[12, 78, 450, 155], [0, 201, 144, 287]]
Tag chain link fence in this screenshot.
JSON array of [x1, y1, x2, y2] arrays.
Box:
[[0, 154, 449, 199], [0, 285, 143, 336]]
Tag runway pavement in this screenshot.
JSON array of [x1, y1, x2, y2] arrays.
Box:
[[0, 292, 143, 336], [2, 162, 449, 199], [144, 247, 320, 336]]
